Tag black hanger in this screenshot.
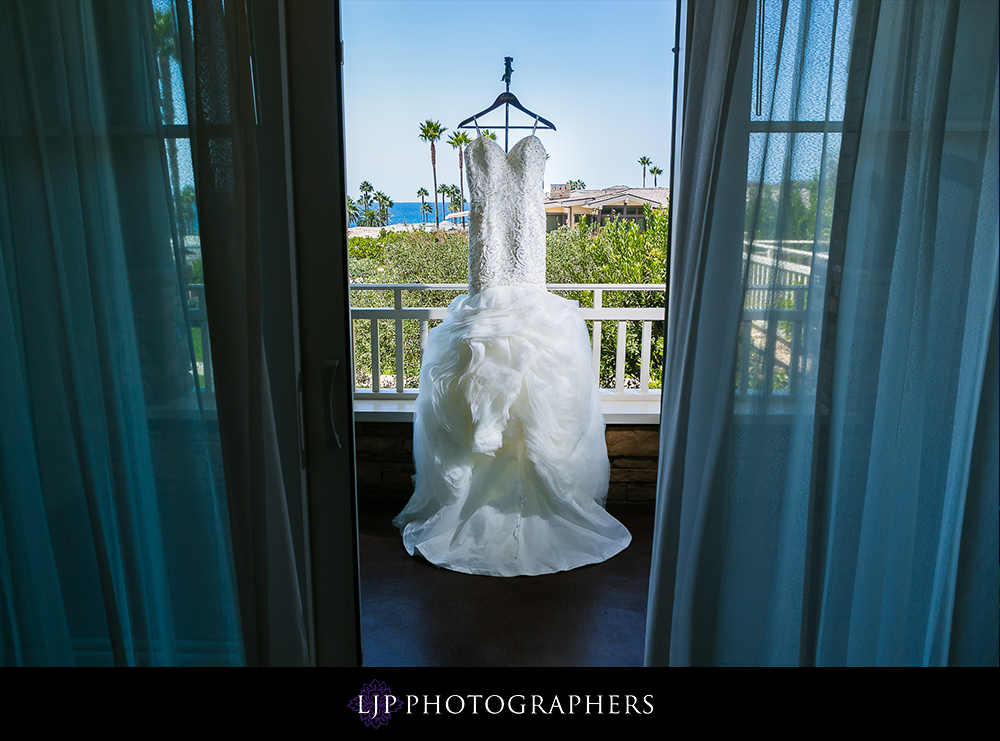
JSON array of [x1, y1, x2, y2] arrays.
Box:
[[457, 57, 556, 152]]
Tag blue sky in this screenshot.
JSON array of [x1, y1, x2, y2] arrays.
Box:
[[342, 0, 677, 201]]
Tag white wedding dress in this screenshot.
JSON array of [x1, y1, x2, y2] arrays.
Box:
[[393, 135, 631, 576]]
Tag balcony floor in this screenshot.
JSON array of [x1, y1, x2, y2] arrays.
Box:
[[358, 498, 655, 667]]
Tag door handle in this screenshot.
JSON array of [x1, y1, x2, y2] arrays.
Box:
[[324, 359, 344, 450]]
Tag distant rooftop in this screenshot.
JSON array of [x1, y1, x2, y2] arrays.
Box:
[[545, 184, 670, 208]]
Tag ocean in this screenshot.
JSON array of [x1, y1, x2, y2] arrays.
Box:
[[369, 201, 467, 226]]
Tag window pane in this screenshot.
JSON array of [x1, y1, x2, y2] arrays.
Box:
[[152, 0, 189, 126], [751, 0, 853, 123]]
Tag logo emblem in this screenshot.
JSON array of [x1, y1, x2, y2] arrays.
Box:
[[348, 680, 403, 728]]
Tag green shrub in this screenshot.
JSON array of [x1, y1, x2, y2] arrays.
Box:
[[348, 236, 385, 263], [543, 205, 668, 387], [348, 230, 467, 387]]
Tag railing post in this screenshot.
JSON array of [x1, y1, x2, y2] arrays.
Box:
[[790, 280, 804, 393], [202, 321, 214, 395], [739, 319, 751, 395], [640, 320, 651, 393], [592, 288, 603, 384], [196, 285, 214, 396], [395, 287, 404, 392], [370, 318, 379, 393], [615, 320, 627, 394]]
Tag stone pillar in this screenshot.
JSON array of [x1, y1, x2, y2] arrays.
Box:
[[605, 424, 660, 502]]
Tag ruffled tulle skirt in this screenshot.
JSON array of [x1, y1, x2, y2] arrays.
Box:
[[393, 285, 631, 576]]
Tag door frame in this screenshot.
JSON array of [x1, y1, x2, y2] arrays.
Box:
[[280, 0, 362, 667]]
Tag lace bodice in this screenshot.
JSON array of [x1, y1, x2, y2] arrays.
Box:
[[466, 136, 547, 295]]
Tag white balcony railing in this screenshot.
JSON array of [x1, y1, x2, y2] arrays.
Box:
[[349, 284, 666, 402], [738, 246, 816, 398]]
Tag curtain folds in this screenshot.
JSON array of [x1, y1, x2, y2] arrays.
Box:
[[817, 0, 999, 665], [179, 0, 308, 667], [0, 0, 307, 666], [0, 0, 241, 665], [647, 0, 999, 666], [646, 0, 754, 667]]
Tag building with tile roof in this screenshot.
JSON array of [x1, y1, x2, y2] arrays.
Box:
[[544, 184, 670, 231]]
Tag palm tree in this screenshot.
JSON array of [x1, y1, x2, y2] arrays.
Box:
[[420, 202, 433, 223], [416, 187, 429, 223], [444, 184, 460, 220], [480, 129, 498, 141], [638, 156, 653, 187], [448, 131, 472, 226], [437, 183, 450, 220], [419, 120, 446, 228], [374, 191, 393, 227], [448, 188, 463, 216], [359, 181, 374, 212], [346, 195, 360, 227], [649, 166, 663, 187], [178, 184, 197, 235], [567, 179, 586, 191]]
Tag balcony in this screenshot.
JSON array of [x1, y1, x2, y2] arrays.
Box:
[[349, 283, 666, 424]]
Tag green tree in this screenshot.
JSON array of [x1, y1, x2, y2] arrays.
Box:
[[546, 203, 669, 386], [375, 191, 393, 227], [480, 129, 498, 141], [448, 184, 463, 216], [420, 201, 433, 223], [347, 230, 469, 385], [178, 184, 197, 236], [418, 120, 447, 228], [649, 166, 663, 187], [359, 181, 375, 212], [416, 187, 430, 223], [744, 153, 838, 245], [448, 131, 472, 226], [638, 156, 652, 187], [566, 179, 586, 190], [437, 183, 450, 220]]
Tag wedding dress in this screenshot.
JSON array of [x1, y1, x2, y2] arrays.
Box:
[[392, 135, 631, 576]]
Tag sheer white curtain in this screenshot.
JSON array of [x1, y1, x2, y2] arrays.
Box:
[[647, 0, 998, 666], [0, 0, 241, 665], [179, 0, 308, 666], [0, 0, 312, 666], [816, 0, 998, 665]]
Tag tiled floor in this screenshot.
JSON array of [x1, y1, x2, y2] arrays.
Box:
[[357, 499, 655, 667]]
